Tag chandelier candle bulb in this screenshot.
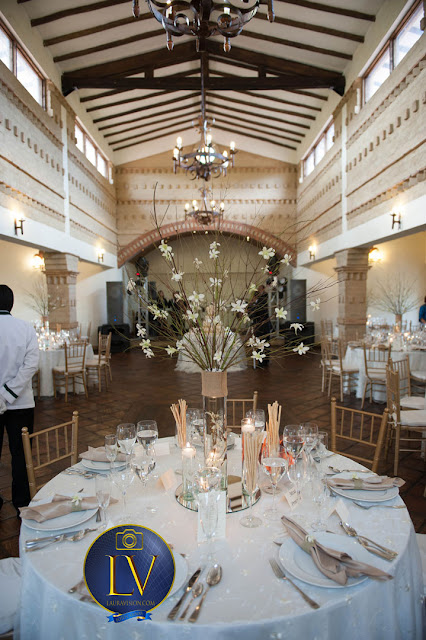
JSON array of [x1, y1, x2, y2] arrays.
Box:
[[182, 443, 196, 501]]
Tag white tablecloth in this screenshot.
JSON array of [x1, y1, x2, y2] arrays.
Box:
[[38, 345, 94, 396], [17, 438, 424, 639], [345, 347, 426, 402]]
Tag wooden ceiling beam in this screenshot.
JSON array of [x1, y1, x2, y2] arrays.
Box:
[[206, 103, 305, 137], [215, 123, 296, 150], [270, 0, 375, 22], [241, 29, 352, 61], [94, 92, 199, 124], [44, 15, 146, 47], [31, 0, 130, 26], [112, 121, 196, 151], [255, 10, 364, 43], [103, 106, 200, 138], [209, 115, 300, 146], [206, 92, 313, 123], [109, 114, 201, 146]]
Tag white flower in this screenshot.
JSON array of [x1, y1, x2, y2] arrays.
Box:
[[248, 283, 257, 295], [148, 304, 162, 320], [171, 270, 184, 282], [165, 346, 177, 356], [263, 265, 270, 274], [160, 309, 169, 319], [252, 351, 265, 362], [275, 307, 288, 320], [140, 338, 151, 350], [310, 298, 321, 311], [193, 257, 203, 269], [271, 276, 278, 288], [242, 314, 251, 324], [248, 336, 269, 351], [143, 347, 154, 358], [290, 323, 304, 334], [209, 241, 220, 259], [174, 292, 183, 301], [136, 323, 146, 337], [281, 253, 292, 265], [213, 315, 221, 325], [188, 291, 205, 305], [186, 310, 198, 323], [127, 279, 136, 292], [176, 339, 184, 351], [213, 350, 222, 363], [231, 299, 248, 314], [223, 269, 229, 279], [209, 277, 222, 288], [293, 342, 310, 355], [258, 246, 275, 260], [159, 240, 174, 261]]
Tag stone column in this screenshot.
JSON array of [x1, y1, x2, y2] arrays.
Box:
[[44, 253, 79, 329], [334, 248, 370, 342]]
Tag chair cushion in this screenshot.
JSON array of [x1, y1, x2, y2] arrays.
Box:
[[0, 557, 21, 634], [367, 370, 387, 380], [52, 366, 84, 374], [416, 533, 426, 596], [85, 359, 102, 367], [400, 409, 426, 427], [411, 371, 426, 382], [400, 396, 426, 410]]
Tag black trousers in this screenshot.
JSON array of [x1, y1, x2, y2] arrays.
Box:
[[0, 408, 34, 509]]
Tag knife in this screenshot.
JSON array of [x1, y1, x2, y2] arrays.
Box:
[[167, 567, 202, 620], [25, 529, 96, 547]]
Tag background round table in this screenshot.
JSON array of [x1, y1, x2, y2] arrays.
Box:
[[18, 438, 424, 639], [37, 344, 94, 396]]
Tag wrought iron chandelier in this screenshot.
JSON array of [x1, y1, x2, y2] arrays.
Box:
[[184, 186, 225, 225], [133, 0, 274, 52], [173, 58, 236, 181]]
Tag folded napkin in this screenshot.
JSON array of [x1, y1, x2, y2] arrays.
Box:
[[282, 516, 392, 586], [20, 494, 117, 523], [327, 476, 405, 492], [79, 446, 126, 463]]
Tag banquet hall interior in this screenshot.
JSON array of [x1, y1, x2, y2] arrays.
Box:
[[0, 0, 425, 637]]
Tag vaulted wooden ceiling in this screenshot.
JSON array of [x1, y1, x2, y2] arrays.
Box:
[[19, 0, 387, 161]]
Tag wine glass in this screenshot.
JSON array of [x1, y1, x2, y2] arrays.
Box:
[[95, 474, 111, 529], [300, 422, 318, 479], [111, 466, 134, 519], [193, 467, 221, 562], [132, 451, 157, 513], [282, 425, 306, 499], [310, 469, 328, 531], [261, 443, 288, 521], [104, 434, 118, 472], [245, 409, 266, 432], [316, 431, 329, 463], [116, 423, 136, 466], [136, 420, 158, 451], [240, 431, 262, 529]]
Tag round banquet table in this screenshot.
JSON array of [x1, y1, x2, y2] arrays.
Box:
[[344, 346, 426, 403], [37, 344, 94, 396], [17, 438, 424, 640]]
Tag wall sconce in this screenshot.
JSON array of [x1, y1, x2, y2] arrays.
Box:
[[368, 247, 382, 264], [14, 218, 25, 235], [391, 212, 401, 230], [97, 249, 105, 263], [31, 252, 45, 271], [308, 245, 316, 260]]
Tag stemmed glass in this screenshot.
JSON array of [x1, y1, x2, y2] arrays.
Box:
[[132, 451, 157, 514], [111, 466, 134, 519], [116, 423, 136, 467], [300, 422, 318, 480], [193, 467, 221, 562], [137, 420, 159, 479], [245, 409, 266, 432], [95, 474, 111, 529], [105, 434, 118, 472], [261, 443, 288, 521], [282, 425, 306, 500], [310, 468, 329, 531]]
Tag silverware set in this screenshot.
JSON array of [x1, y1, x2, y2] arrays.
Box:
[[63, 468, 95, 479], [25, 528, 98, 552], [167, 565, 222, 622], [339, 521, 398, 561]]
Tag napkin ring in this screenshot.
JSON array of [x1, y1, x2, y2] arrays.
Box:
[[71, 495, 83, 511], [301, 535, 315, 553]]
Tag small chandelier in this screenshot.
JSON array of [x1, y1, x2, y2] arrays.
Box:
[[173, 117, 236, 181], [185, 186, 225, 225], [133, 0, 274, 52]]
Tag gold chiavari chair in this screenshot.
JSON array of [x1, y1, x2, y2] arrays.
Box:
[[52, 342, 88, 402], [227, 392, 259, 431], [361, 345, 392, 408]]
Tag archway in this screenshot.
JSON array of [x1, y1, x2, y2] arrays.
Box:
[[118, 218, 296, 267]]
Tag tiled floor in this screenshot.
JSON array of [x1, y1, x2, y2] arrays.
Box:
[[0, 347, 425, 558]]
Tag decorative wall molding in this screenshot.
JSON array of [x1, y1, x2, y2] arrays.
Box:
[[117, 198, 297, 206], [69, 199, 118, 236], [116, 166, 297, 176], [69, 219, 117, 254], [118, 219, 296, 267], [0, 180, 65, 224]]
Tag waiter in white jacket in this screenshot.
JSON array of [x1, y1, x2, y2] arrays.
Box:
[[0, 285, 39, 513]]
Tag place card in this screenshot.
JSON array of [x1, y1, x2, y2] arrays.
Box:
[[325, 498, 350, 523], [197, 491, 226, 542], [281, 485, 301, 510], [233, 435, 242, 451], [155, 441, 170, 456], [158, 469, 177, 492]]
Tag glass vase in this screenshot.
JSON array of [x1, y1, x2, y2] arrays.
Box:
[[201, 371, 228, 491]]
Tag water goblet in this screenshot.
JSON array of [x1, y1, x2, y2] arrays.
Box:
[[282, 425, 306, 499], [104, 434, 118, 472], [316, 431, 329, 462], [136, 420, 158, 451], [310, 469, 328, 531], [300, 422, 318, 479], [261, 443, 288, 521], [193, 467, 221, 562], [132, 452, 157, 514], [95, 474, 111, 529], [111, 466, 134, 518], [116, 423, 136, 466]]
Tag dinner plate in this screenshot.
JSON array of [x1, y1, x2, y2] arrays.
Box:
[[169, 552, 188, 597], [81, 459, 126, 472], [329, 471, 399, 503], [22, 496, 98, 532], [278, 532, 370, 589]]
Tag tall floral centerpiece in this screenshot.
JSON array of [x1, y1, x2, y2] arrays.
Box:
[[370, 273, 420, 331], [127, 227, 325, 487]]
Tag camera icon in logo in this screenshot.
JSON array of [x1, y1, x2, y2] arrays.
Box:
[[116, 529, 144, 551]]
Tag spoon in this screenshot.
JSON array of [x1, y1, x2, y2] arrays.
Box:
[[328, 466, 372, 475], [179, 582, 204, 619], [188, 565, 222, 623]]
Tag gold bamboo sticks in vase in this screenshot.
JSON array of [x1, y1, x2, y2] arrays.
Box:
[[170, 399, 187, 448], [266, 401, 282, 451]]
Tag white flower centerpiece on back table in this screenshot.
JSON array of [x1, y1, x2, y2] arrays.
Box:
[[127, 230, 326, 489]]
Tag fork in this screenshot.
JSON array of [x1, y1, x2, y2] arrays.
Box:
[[339, 521, 398, 560], [353, 501, 405, 510], [269, 558, 320, 609]]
